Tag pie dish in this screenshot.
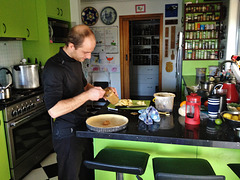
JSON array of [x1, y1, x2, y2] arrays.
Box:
[[86, 114, 128, 132], [81, 6, 99, 26], [100, 6, 117, 25]]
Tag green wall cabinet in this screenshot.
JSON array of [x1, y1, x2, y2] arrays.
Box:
[[0, 112, 11, 180], [23, 0, 39, 40], [0, 0, 38, 40], [46, 0, 71, 21], [0, 0, 25, 38], [23, 0, 68, 65]]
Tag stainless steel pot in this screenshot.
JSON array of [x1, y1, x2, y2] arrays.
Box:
[[0, 68, 12, 100], [199, 81, 215, 94], [12, 64, 39, 89]]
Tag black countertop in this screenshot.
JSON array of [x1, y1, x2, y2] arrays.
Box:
[[76, 104, 240, 149]]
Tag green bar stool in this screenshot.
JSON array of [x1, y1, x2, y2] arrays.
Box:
[[84, 148, 149, 180], [153, 158, 225, 180], [227, 163, 240, 178]]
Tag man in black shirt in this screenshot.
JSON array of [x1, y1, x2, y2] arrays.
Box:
[[43, 25, 117, 180]]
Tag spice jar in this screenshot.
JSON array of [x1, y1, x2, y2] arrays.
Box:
[[104, 87, 119, 105]]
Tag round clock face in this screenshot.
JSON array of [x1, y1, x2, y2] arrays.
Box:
[[81, 7, 99, 26], [100, 6, 117, 25]]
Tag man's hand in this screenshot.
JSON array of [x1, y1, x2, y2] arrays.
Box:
[[87, 87, 106, 101]]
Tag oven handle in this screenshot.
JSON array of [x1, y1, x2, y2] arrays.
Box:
[[10, 115, 32, 127]]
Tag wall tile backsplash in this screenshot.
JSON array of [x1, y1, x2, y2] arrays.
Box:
[[0, 41, 24, 86]]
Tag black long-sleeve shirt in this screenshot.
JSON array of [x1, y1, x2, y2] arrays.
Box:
[[43, 48, 88, 126]]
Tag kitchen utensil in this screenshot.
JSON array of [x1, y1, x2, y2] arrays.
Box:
[[158, 111, 170, 116], [0, 67, 13, 100], [153, 92, 175, 112], [222, 82, 239, 103], [12, 64, 39, 89], [218, 95, 227, 113], [115, 105, 147, 109], [86, 114, 128, 132], [199, 81, 215, 94], [185, 93, 201, 125]]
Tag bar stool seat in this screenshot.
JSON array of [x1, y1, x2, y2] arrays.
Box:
[[153, 158, 225, 180], [227, 163, 240, 178], [84, 148, 149, 180]]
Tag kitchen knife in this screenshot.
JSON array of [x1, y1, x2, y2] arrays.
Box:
[[115, 105, 147, 109]]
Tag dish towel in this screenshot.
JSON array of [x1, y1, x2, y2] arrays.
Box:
[[138, 106, 161, 125]]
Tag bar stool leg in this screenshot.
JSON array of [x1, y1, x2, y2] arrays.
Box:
[[116, 172, 123, 180]]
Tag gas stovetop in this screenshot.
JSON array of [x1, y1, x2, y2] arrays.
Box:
[[1, 87, 45, 122], [0, 87, 44, 108]]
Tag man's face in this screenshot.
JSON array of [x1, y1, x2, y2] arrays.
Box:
[[72, 36, 96, 62]]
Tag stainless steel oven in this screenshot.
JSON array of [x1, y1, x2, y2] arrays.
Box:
[[1, 92, 52, 180]]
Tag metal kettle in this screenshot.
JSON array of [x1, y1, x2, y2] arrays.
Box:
[[0, 68, 13, 100]]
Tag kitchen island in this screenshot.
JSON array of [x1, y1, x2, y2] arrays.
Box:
[[76, 104, 240, 179]]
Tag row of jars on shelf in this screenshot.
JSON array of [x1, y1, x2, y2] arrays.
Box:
[[185, 40, 218, 50], [185, 4, 221, 13], [133, 37, 159, 45], [186, 12, 220, 22], [133, 47, 159, 54], [133, 25, 160, 36], [185, 50, 219, 60], [186, 22, 218, 31], [185, 30, 218, 40], [133, 55, 159, 65]]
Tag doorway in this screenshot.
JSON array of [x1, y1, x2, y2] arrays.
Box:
[[119, 14, 163, 99]]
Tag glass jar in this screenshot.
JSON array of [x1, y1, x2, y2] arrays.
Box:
[[195, 41, 199, 49], [210, 51, 215, 59], [187, 51, 192, 59], [104, 87, 119, 105], [211, 41, 215, 49], [204, 50, 207, 59]]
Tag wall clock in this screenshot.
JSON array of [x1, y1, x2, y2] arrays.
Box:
[[100, 6, 117, 25], [81, 7, 99, 26]]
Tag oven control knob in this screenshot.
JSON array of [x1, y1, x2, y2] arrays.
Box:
[[22, 106, 27, 112], [17, 108, 22, 114], [26, 104, 30, 110], [12, 110, 17, 117], [30, 103, 35, 108]]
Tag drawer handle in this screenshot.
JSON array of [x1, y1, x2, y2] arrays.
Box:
[[57, 8, 60, 15], [3, 23, 6, 33], [27, 28, 30, 37], [60, 9, 63, 16]]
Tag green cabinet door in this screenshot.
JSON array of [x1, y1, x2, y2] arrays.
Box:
[[59, 0, 71, 21], [0, 113, 11, 180], [23, 0, 39, 40], [46, 0, 70, 21], [0, 0, 25, 38]]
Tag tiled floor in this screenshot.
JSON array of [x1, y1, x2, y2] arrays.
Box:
[[22, 152, 58, 180]]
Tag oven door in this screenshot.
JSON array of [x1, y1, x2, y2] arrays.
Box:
[[5, 107, 52, 179]]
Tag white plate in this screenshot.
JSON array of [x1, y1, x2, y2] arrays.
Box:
[[86, 114, 128, 132]]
